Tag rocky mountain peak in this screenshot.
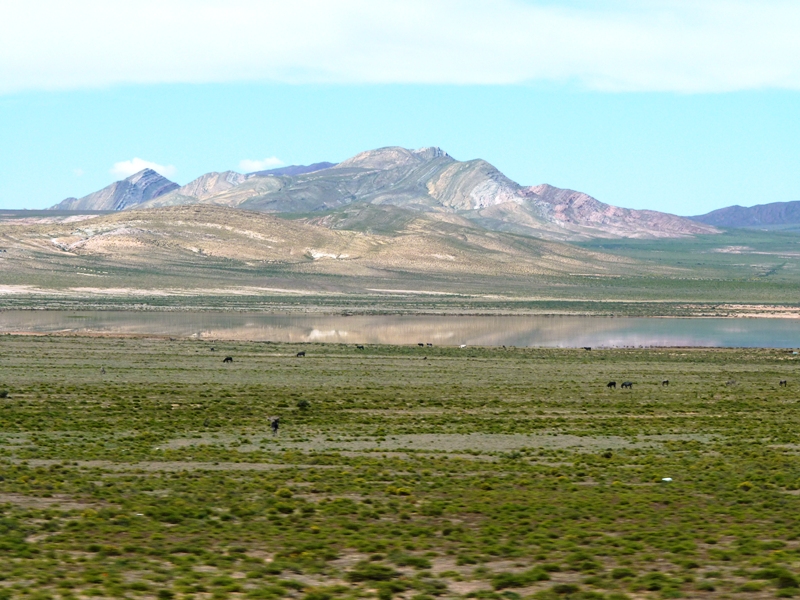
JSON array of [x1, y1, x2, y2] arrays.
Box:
[[335, 146, 453, 171], [50, 168, 178, 211], [412, 146, 450, 160]]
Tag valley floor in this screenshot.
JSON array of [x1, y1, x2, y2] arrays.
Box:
[[1, 289, 800, 319], [1, 336, 800, 599]]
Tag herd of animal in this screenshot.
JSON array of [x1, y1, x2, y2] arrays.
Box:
[[607, 378, 789, 389], [213, 346, 792, 391]]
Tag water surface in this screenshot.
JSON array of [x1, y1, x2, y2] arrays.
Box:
[[1, 311, 799, 348]]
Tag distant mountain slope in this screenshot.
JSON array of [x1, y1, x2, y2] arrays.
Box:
[[247, 162, 336, 177], [51, 169, 178, 211], [521, 184, 717, 238], [59, 147, 719, 240], [692, 201, 800, 228], [138, 171, 247, 208]]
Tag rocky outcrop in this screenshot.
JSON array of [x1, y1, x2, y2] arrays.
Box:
[[426, 159, 522, 210], [51, 169, 178, 211]]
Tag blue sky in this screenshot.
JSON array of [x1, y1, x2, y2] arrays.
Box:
[[1, 1, 799, 215]]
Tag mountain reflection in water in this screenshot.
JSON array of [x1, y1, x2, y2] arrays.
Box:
[[1, 311, 799, 348]]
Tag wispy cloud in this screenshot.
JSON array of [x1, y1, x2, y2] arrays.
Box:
[[2, 1, 800, 93], [110, 158, 177, 179], [239, 157, 284, 172], [72, 168, 84, 177]]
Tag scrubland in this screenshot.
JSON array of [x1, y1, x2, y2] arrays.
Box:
[[1, 336, 800, 599]]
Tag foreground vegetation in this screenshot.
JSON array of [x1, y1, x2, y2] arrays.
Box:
[[1, 335, 800, 599]]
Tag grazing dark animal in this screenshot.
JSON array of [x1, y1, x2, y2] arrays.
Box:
[[607, 381, 616, 389], [270, 417, 280, 435], [780, 380, 788, 387], [356, 345, 365, 350], [223, 356, 233, 363], [583, 346, 592, 351], [418, 343, 424, 347], [427, 343, 433, 347], [210, 347, 216, 352], [423, 356, 427, 360], [662, 380, 669, 386], [296, 351, 305, 357], [621, 381, 633, 389], [726, 380, 736, 386]]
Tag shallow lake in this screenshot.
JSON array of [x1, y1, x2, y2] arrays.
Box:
[[1, 310, 799, 348]]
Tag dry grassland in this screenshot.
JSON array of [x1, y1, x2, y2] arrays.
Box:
[[1, 335, 800, 599]]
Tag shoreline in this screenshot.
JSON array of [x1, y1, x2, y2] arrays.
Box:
[[1, 304, 800, 319]]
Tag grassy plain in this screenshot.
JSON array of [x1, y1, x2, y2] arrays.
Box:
[[1, 335, 800, 599]]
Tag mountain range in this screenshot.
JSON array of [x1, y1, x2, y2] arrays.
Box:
[[691, 201, 800, 229], [51, 147, 717, 241]]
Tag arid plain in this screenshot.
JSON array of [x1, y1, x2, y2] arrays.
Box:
[[1, 336, 800, 600]]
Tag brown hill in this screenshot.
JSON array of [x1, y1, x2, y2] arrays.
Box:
[[0, 205, 649, 290]]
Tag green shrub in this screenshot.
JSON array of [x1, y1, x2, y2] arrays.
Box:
[[492, 568, 550, 590], [552, 584, 579, 594], [390, 553, 431, 569], [346, 562, 400, 582], [611, 568, 636, 579]]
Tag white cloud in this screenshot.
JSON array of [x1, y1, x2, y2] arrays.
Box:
[[110, 158, 177, 179], [2, 1, 800, 93], [73, 168, 84, 177], [239, 157, 285, 172]]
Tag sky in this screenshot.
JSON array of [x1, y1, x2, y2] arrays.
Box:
[[1, 0, 799, 215]]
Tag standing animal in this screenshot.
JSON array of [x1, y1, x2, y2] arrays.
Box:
[[662, 380, 669, 386], [427, 343, 433, 347], [621, 381, 633, 389], [418, 343, 424, 347], [583, 347, 592, 351], [223, 356, 233, 363], [296, 351, 305, 357], [101, 367, 106, 374], [780, 380, 788, 387], [607, 381, 616, 389], [356, 345, 365, 350], [270, 417, 280, 435]]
